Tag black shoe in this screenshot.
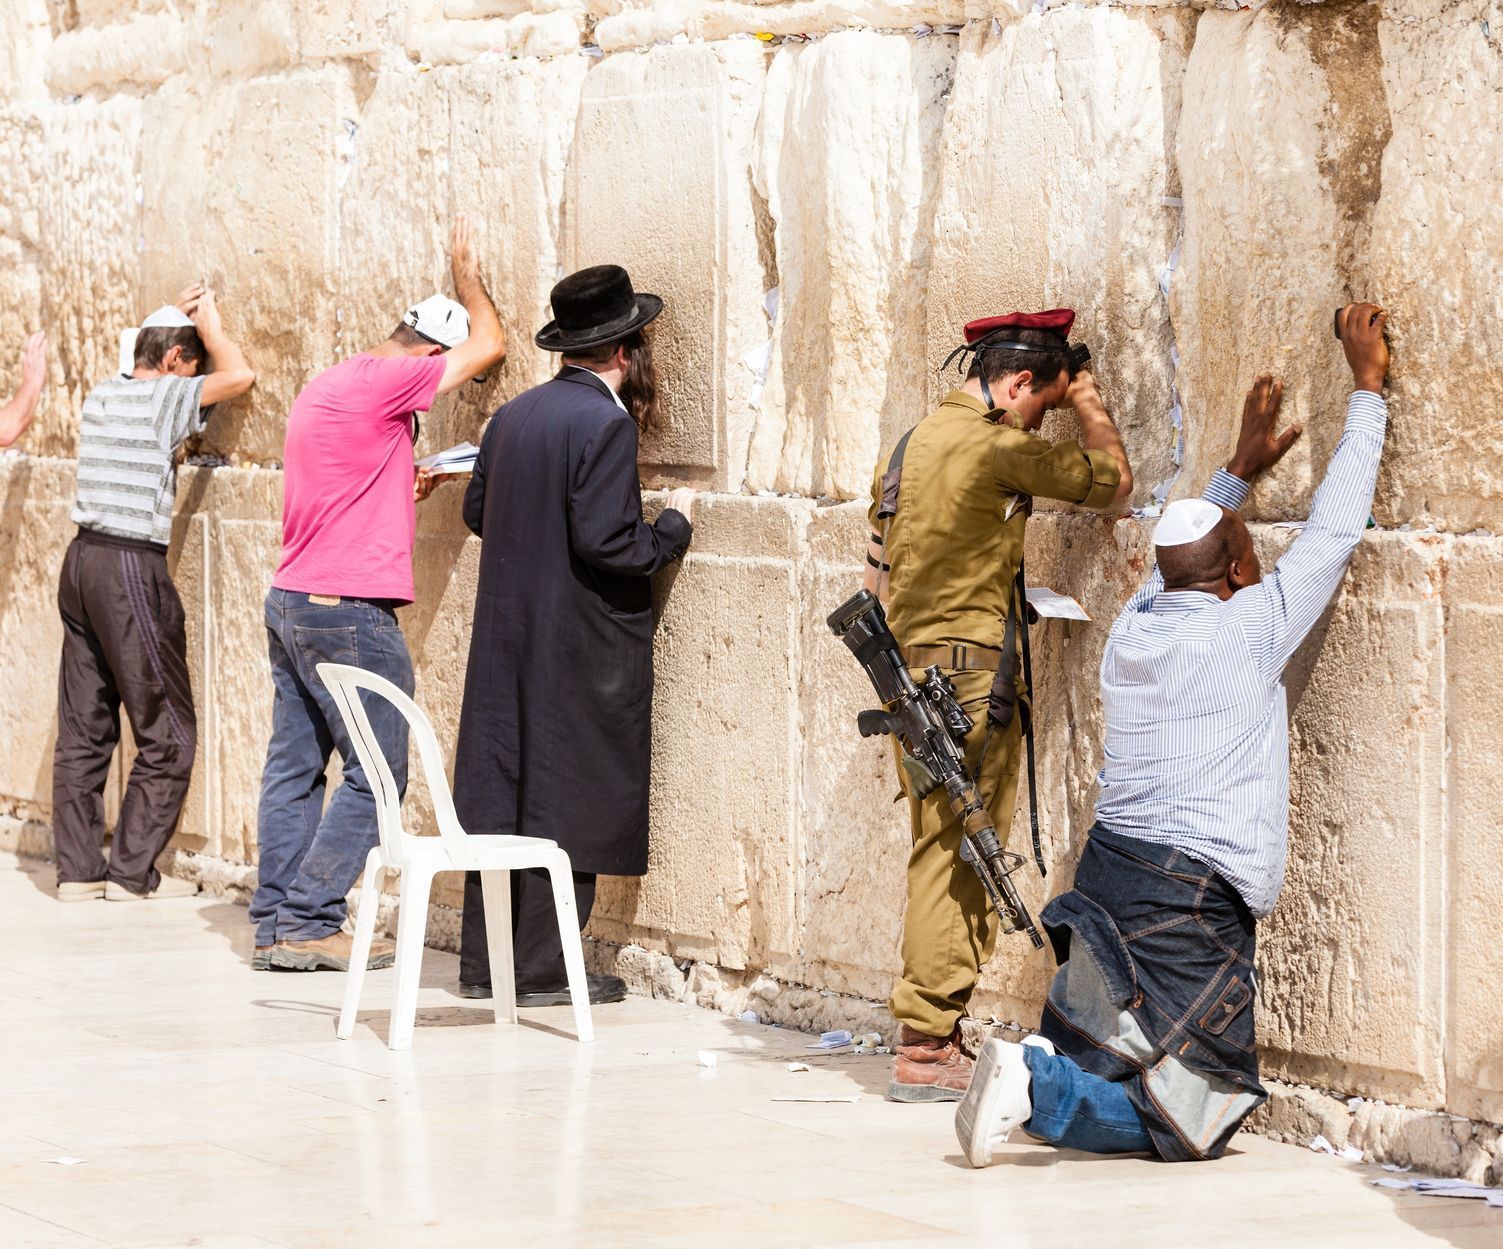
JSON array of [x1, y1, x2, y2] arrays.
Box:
[[517, 974, 627, 1007], [457, 974, 628, 1005]]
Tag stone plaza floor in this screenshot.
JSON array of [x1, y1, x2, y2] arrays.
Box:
[[0, 852, 1497, 1249]]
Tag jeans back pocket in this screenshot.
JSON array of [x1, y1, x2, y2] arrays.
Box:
[[291, 624, 360, 677]]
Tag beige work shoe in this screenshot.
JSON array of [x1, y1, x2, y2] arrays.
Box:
[[104, 874, 200, 902], [57, 880, 107, 903], [270, 930, 396, 972]]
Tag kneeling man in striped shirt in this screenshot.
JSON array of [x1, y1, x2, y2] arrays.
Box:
[[51, 286, 255, 903], [956, 303, 1391, 1165]]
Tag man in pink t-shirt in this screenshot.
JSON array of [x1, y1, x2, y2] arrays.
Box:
[[251, 217, 506, 972]]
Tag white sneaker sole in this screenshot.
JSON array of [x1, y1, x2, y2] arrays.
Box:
[[955, 1040, 1033, 1168], [104, 882, 199, 902]]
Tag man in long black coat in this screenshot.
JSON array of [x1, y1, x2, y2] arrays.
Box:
[[452, 265, 696, 1003]]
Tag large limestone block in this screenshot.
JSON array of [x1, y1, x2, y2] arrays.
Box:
[[1172, 8, 1389, 521], [0, 0, 49, 101], [445, 55, 589, 446], [335, 70, 453, 367], [412, 11, 582, 62], [927, 13, 1193, 513], [204, 0, 299, 78], [793, 502, 909, 1002], [749, 30, 955, 500], [0, 457, 75, 816], [1257, 533, 1445, 1106], [595, 2, 967, 49], [163, 469, 215, 854], [141, 72, 356, 466], [1365, 8, 1503, 531], [207, 471, 286, 865], [0, 108, 44, 424], [1441, 537, 1503, 1124], [565, 43, 767, 487], [46, 10, 188, 95], [592, 494, 802, 974], [35, 98, 143, 460], [398, 488, 481, 841]]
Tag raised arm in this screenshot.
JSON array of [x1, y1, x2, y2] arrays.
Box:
[[993, 373, 1126, 510], [1066, 371, 1133, 505], [189, 288, 256, 410], [0, 331, 46, 448], [1242, 303, 1389, 677], [1125, 373, 1299, 614], [438, 215, 506, 396]]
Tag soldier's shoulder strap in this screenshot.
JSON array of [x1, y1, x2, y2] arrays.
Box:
[[876, 426, 917, 522]]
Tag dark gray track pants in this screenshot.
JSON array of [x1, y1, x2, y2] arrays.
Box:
[[51, 529, 197, 892]]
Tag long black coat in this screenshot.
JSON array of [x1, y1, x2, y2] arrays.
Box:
[[451, 368, 692, 875]]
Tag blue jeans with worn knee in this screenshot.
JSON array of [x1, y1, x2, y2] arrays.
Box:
[[249, 589, 413, 946], [1023, 1045, 1156, 1155]]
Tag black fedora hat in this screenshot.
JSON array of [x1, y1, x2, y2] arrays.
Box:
[[535, 265, 663, 352]]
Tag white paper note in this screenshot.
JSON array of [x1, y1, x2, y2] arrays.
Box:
[[1026, 587, 1091, 622]]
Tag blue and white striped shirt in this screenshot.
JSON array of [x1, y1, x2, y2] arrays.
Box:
[[1095, 391, 1388, 917]]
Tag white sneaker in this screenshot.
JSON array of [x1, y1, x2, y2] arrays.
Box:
[[955, 1035, 1054, 1168], [104, 874, 199, 901], [57, 881, 106, 903]]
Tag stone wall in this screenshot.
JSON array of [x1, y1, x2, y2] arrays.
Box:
[[3, 0, 1502, 1173]]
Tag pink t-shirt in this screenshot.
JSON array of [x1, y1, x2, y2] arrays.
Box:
[[273, 353, 446, 604]]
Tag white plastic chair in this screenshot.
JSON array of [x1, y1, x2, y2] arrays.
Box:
[[316, 662, 594, 1051]]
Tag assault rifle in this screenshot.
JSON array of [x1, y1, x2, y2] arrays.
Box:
[[827, 588, 1044, 949]]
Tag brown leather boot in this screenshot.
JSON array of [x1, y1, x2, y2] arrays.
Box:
[[270, 931, 396, 972], [887, 1024, 974, 1102]]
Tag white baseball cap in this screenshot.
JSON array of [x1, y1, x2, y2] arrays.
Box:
[[403, 295, 470, 349], [118, 305, 198, 375], [1153, 498, 1224, 547]]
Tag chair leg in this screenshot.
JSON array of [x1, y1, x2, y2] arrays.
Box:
[[480, 870, 517, 1026], [337, 852, 385, 1040], [544, 854, 594, 1044], [387, 865, 434, 1052]]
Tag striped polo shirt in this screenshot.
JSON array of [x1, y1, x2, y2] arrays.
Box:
[[71, 374, 207, 548]]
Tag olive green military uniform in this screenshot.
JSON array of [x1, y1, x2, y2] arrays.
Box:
[[869, 389, 1120, 1038]]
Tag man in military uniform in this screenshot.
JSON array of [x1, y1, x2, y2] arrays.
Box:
[[865, 310, 1132, 1102]]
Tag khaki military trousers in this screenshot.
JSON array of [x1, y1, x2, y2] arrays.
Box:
[[888, 667, 1024, 1038]]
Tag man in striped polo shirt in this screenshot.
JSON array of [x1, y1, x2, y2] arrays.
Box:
[[51, 285, 255, 902], [957, 303, 1391, 1165]]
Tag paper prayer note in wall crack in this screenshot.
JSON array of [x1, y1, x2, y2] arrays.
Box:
[[1026, 587, 1091, 621]]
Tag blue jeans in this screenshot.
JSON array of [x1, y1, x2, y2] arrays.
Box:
[[249, 589, 414, 945], [1023, 1045, 1155, 1155]]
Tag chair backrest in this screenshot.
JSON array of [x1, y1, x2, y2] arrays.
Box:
[[316, 662, 472, 867]]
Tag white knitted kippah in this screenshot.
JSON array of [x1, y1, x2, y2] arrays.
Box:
[[140, 305, 195, 330], [119, 306, 197, 375], [1154, 498, 1224, 547]]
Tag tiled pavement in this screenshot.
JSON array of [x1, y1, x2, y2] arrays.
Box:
[[0, 852, 1495, 1249]]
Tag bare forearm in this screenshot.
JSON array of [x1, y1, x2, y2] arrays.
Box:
[[0, 382, 42, 447], [456, 268, 505, 360], [200, 326, 250, 377]]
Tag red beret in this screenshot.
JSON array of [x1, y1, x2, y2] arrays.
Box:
[[964, 309, 1075, 345]]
